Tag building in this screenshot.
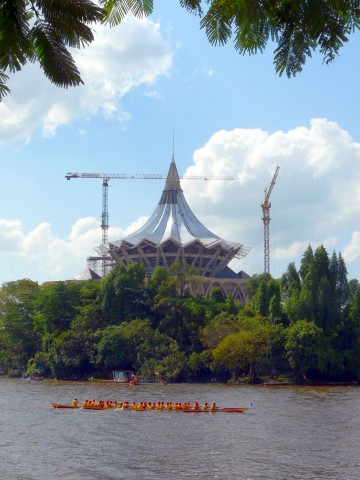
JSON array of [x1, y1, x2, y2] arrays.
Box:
[[93, 158, 251, 302]]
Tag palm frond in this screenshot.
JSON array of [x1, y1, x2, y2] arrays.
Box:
[[179, 0, 202, 16], [0, 0, 34, 72], [200, 6, 232, 46], [0, 70, 11, 101], [33, 0, 103, 47], [31, 21, 83, 87], [100, 0, 153, 27]]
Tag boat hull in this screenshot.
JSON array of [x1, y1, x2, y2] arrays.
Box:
[[52, 404, 79, 409]]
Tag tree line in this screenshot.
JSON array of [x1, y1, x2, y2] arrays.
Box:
[[0, 244, 359, 384]]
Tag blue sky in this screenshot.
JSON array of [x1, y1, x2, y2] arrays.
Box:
[[0, 3, 360, 285]]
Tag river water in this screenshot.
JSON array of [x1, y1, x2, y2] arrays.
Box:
[[0, 379, 359, 480]]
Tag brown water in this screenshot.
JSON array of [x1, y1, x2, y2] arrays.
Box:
[[0, 379, 359, 479]]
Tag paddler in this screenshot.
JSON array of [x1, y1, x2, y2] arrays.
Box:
[[202, 402, 209, 411], [72, 398, 78, 407], [210, 402, 217, 412], [193, 401, 200, 410]]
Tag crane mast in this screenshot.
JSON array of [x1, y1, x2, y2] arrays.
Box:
[[261, 166, 280, 275], [66, 171, 234, 276]]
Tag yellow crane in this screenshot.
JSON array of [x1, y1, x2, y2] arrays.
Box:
[[65, 169, 233, 276], [261, 166, 280, 275]]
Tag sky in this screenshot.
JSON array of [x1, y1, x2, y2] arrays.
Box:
[[0, 3, 360, 285]]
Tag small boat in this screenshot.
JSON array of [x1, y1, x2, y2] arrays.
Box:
[[29, 374, 44, 381], [113, 370, 136, 383], [52, 404, 79, 409]]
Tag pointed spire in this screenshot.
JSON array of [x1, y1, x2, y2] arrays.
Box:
[[159, 157, 182, 204], [164, 156, 182, 192]]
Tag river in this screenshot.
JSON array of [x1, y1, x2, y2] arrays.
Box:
[[0, 379, 358, 479]]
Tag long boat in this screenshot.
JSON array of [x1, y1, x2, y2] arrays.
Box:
[[52, 404, 79, 409], [182, 407, 249, 413]]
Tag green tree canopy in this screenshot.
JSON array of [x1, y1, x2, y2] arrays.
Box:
[[212, 316, 272, 383], [285, 319, 328, 381]]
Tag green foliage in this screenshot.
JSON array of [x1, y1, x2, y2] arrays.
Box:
[[201, 311, 239, 350], [209, 287, 226, 303], [285, 319, 328, 380], [212, 316, 272, 383], [0, 0, 103, 99], [33, 282, 88, 334], [1, 243, 360, 383], [100, 263, 147, 323], [0, 279, 40, 376], [96, 325, 126, 370]]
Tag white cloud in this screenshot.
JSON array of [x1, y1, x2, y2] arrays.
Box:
[[0, 17, 173, 143], [182, 119, 360, 278], [343, 232, 360, 264], [0, 217, 125, 282]]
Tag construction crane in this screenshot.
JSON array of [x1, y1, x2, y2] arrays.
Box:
[[65, 170, 234, 276], [261, 166, 280, 275]]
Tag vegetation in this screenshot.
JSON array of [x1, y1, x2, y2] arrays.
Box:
[[0, 248, 360, 384], [2, 1, 359, 99]]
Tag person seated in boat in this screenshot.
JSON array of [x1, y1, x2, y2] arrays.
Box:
[[90, 399, 96, 407], [165, 402, 172, 410], [131, 401, 137, 410], [210, 402, 217, 412], [82, 399, 89, 408], [193, 401, 200, 410], [202, 402, 209, 411], [72, 398, 78, 407], [123, 401, 129, 409]]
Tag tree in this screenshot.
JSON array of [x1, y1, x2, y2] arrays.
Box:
[[180, 0, 360, 77], [33, 281, 86, 335], [212, 316, 272, 383], [3, 1, 358, 100], [201, 311, 239, 350], [0, 279, 40, 376], [285, 319, 328, 381], [100, 263, 148, 323], [0, 0, 103, 99]]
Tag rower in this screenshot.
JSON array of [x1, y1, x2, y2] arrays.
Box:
[[193, 401, 199, 410], [202, 402, 209, 411], [210, 402, 217, 412], [72, 398, 78, 407]]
